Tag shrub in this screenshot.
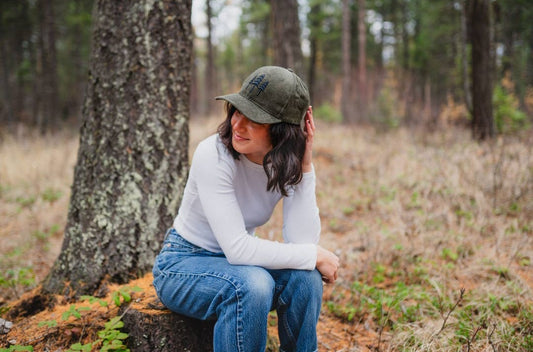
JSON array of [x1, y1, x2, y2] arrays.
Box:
[[315, 103, 342, 123], [493, 84, 528, 134]]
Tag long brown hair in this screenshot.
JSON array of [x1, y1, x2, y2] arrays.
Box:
[[217, 103, 306, 197]]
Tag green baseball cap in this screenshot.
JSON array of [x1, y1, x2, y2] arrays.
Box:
[[215, 66, 310, 125]]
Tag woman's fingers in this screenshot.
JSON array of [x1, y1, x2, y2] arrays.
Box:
[[305, 106, 315, 139], [301, 107, 315, 173], [308, 106, 315, 133], [316, 245, 340, 284]]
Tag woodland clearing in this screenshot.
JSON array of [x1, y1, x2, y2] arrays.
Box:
[[1, 117, 532, 351]]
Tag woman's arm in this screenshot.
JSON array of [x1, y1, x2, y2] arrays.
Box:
[[192, 138, 318, 270]]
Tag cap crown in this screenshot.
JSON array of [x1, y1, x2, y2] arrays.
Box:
[[238, 66, 310, 125]]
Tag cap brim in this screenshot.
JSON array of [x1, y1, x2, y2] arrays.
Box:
[[215, 93, 282, 124]]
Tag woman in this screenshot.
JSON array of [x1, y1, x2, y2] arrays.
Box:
[[153, 66, 340, 352]]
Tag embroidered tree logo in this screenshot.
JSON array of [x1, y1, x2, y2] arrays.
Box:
[[246, 74, 269, 96]]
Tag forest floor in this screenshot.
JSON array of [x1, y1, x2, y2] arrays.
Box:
[[0, 117, 532, 351]]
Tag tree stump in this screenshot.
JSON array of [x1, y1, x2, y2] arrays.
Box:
[[122, 295, 215, 352]]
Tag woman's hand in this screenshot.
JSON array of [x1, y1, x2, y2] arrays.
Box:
[[302, 106, 315, 173], [316, 245, 339, 284]]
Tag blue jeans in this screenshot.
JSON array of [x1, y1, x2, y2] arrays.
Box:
[[152, 228, 323, 352]]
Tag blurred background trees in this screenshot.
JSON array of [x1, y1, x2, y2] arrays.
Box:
[[1, 0, 532, 140]]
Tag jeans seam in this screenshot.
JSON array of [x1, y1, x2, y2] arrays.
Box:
[[277, 295, 297, 348]]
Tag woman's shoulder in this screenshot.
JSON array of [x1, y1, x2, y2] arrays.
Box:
[[195, 134, 218, 153], [193, 134, 235, 167]]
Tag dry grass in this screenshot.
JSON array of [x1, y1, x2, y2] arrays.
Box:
[[0, 130, 78, 301], [1, 118, 532, 351]]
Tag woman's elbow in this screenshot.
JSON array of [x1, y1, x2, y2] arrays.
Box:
[[223, 247, 249, 266], [226, 255, 243, 265]]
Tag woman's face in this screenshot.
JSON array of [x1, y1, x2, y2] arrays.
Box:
[[231, 110, 272, 164]]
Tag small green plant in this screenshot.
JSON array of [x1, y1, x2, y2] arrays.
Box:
[[408, 191, 421, 209], [0, 346, 34, 351], [379, 186, 397, 203], [61, 304, 91, 321], [0, 267, 35, 297], [454, 207, 473, 221], [491, 266, 510, 279], [41, 187, 62, 203], [65, 316, 130, 352], [97, 316, 130, 351], [441, 248, 459, 262], [56, 288, 140, 352], [67, 343, 93, 352], [61, 288, 138, 351], [518, 255, 530, 267], [38, 320, 58, 328], [372, 263, 386, 284], [32, 224, 60, 241], [325, 300, 359, 322], [14, 195, 36, 208], [80, 295, 109, 308], [342, 206, 355, 216], [110, 286, 142, 307]]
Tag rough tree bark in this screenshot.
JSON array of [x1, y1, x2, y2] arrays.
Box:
[[357, 0, 367, 120], [42, 0, 193, 297], [341, 0, 353, 123], [469, 0, 494, 140], [461, 0, 473, 114], [205, 0, 216, 115], [307, 1, 321, 104], [270, 0, 304, 76], [36, 0, 59, 133]]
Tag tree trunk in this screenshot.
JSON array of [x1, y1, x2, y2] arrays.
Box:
[[341, 0, 353, 123], [270, 0, 304, 76], [190, 31, 199, 116], [0, 37, 14, 124], [67, 0, 92, 122], [469, 0, 494, 140], [307, 1, 321, 104], [37, 0, 59, 133], [357, 0, 367, 120], [400, 0, 409, 70], [42, 0, 193, 297], [205, 0, 216, 115], [461, 0, 472, 114], [0, 0, 33, 126]]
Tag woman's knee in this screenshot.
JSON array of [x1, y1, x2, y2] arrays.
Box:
[[289, 269, 323, 299], [293, 269, 322, 287], [236, 266, 276, 303]]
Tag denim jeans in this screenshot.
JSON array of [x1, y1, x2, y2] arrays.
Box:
[[152, 228, 323, 352]]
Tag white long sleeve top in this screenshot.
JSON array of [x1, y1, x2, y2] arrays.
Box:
[[173, 134, 321, 270]]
